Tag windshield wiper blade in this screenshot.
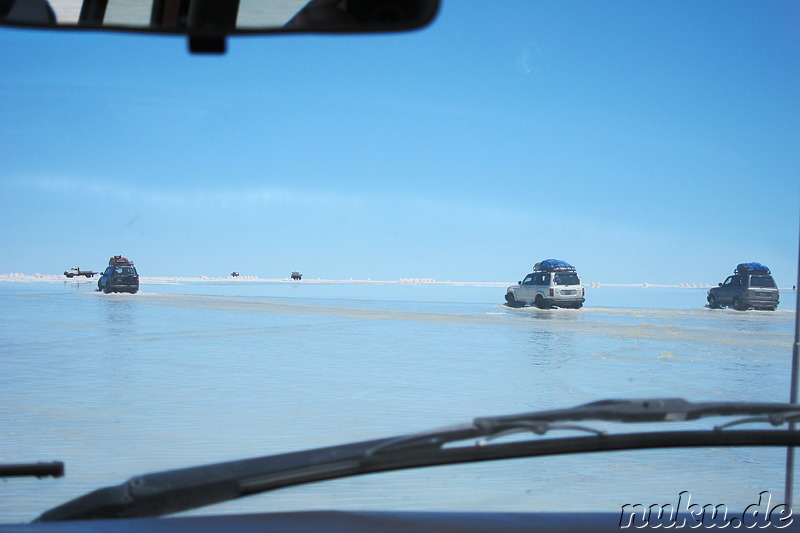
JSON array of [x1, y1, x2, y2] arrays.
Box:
[[477, 397, 800, 426], [367, 398, 800, 454], [476, 397, 800, 430], [35, 398, 800, 522]]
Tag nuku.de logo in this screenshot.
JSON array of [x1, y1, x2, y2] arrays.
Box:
[[619, 491, 793, 528]]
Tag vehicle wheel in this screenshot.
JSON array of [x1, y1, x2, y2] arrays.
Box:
[[534, 295, 546, 309], [707, 294, 719, 309], [732, 295, 744, 311], [572, 303, 583, 309], [102, 285, 111, 294], [66, 274, 73, 278], [85, 273, 92, 278], [505, 293, 521, 307]]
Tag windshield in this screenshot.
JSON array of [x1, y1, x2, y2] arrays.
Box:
[[1, 0, 798, 524]]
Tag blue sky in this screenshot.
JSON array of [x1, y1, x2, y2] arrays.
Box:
[[1, 0, 798, 286]]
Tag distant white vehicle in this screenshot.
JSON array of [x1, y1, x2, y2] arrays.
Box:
[[505, 259, 585, 309], [63, 267, 97, 278]]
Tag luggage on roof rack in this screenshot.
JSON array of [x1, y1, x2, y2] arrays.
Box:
[[109, 255, 133, 266], [735, 262, 770, 275], [534, 259, 576, 272]]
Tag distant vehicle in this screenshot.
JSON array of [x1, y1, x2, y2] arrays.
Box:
[[97, 256, 139, 294], [291, 272, 302, 280], [63, 267, 97, 278], [707, 262, 779, 311], [505, 259, 585, 309], [230, 272, 239, 277]]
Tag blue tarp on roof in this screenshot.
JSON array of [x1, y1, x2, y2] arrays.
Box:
[[537, 259, 575, 271], [735, 262, 771, 274]]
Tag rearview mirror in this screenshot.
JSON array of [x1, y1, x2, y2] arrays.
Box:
[[0, 0, 440, 53]]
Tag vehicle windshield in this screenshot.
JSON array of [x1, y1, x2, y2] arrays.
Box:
[[553, 272, 580, 286], [115, 267, 136, 275], [1, 0, 798, 525], [750, 276, 777, 288]]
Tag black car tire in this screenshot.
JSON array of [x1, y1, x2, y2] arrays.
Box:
[[708, 294, 719, 309], [505, 293, 521, 308], [732, 295, 744, 311], [534, 295, 546, 309]]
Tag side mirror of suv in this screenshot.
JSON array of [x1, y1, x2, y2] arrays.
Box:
[[718, 283, 722, 286], [518, 281, 522, 285]]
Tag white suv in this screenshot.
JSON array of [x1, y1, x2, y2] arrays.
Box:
[[505, 260, 585, 309]]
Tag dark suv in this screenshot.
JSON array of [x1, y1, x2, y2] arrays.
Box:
[[707, 263, 779, 311], [98, 256, 139, 294]]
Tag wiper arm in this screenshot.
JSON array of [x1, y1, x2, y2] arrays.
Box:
[[0, 461, 63, 479], [35, 436, 392, 522], [36, 398, 800, 522]]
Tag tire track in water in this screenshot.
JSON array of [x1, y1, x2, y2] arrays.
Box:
[[133, 293, 794, 350]]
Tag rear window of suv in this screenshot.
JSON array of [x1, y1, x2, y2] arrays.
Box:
[[749, 276, 776, 288], [554, 273, 580, 285]]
